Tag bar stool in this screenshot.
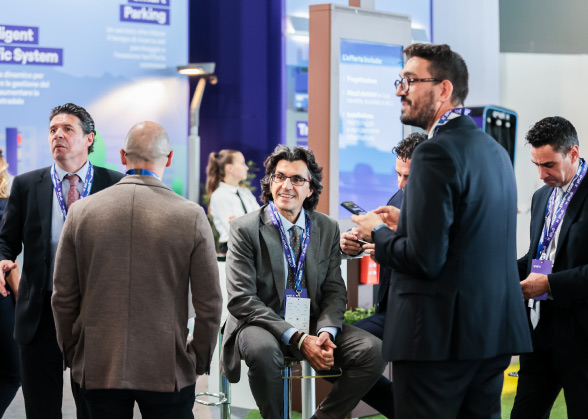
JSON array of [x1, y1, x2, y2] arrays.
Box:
[[194, 329, 341, 419]]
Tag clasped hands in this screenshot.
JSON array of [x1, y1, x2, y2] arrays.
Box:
[[298, 331, 337, 371]]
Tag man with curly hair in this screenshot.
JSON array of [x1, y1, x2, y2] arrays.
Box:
[[512, 116, 588, 419], [222, 145, 384, 419]]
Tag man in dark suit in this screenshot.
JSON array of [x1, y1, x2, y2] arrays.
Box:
[[221, 146, 385, 419], [339, 132, 426, 418], [0, 103, 123, 419], [353, 43, 532, 418], [511, 116, 588, 419]]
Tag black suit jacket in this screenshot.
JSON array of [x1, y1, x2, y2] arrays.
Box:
[[375, 189, 403, 313], [374, 116, 532, 361], [518, 176, 588, 336], [0, 165, 123, 344]]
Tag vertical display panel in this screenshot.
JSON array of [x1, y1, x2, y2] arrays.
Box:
[[338, 39, 404, 218]]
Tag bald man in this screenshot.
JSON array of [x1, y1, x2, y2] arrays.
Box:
[[52, 122, 222, 418]]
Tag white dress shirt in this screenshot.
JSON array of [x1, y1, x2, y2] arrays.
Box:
[[209, 182, 260, 243], [49, 161, 90, 290]]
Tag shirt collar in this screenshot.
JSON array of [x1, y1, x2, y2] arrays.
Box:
[[219, 181, 239, 193], [276, 206, 307, 232], [427, 110, 464, 138], [55, 160, 90, 183]]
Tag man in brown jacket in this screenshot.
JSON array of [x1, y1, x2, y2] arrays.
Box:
[[52, 121, 222, 418]]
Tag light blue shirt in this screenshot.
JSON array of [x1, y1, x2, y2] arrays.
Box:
[[275, 207, 338, 345], [49, 161, 89, 290]]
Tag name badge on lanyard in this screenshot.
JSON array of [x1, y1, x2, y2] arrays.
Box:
[[532, 159, 587, 301], [530, 259, 552, 301], [267, 202, 311, 334]]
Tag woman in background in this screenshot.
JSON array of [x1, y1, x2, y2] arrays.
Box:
[[206, 150, 260, 253], [0, 150, 20, 417]]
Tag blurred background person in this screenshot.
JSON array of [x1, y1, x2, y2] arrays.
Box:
[[0, 149, 21, 417], [206, 150, 260, 253]]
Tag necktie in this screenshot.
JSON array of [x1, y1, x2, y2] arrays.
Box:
[[65, 174, 80, 210], [236, 190, 248, 214], [286, 225, 304, 289]]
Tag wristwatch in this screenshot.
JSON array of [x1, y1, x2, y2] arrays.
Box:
[[289, 332, 306, 361]]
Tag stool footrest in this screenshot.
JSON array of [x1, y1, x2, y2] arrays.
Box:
[[195, 391, 229, 407]]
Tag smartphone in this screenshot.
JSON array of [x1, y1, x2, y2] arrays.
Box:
[[340, 201, 367, 215]]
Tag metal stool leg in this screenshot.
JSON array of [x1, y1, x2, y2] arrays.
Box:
[[220, 373, 231, 419], [194, 329, 231, 417], [301, 361, 315, 418], [282, 363, 293, 419]]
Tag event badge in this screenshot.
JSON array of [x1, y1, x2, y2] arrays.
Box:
[[530, 259, 552, 301], [284, 289, 310, 335]]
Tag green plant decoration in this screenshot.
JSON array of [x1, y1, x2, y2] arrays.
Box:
[[344, 306, 375, 325]]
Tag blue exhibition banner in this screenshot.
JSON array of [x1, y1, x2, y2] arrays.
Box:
[[0, 0, 189, 196], [338, 39, 404, 218]]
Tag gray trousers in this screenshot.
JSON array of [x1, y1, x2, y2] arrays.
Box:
[[238, 323, 385, 419]]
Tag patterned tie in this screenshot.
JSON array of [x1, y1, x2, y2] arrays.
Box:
[[65, 174, 80, 210], [286, 225, 304, 289]]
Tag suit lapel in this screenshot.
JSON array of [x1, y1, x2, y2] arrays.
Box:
[[555, 178, 588, 260], [529, 187, 551, 258], [260, 208, 288, 304], [37, 168, 54, 258], [305, 211, 320, 301], [89, 166, 104, 194]]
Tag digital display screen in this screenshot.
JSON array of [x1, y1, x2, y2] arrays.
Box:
[[0, 0, 189, 194], [338, 38, 404, 218]]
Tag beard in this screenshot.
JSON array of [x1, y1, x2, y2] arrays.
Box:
[[399, 90, 437, 130]]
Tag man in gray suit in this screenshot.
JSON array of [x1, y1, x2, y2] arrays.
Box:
[[222, 145, 384, 419], [52, 121, 222, 418]]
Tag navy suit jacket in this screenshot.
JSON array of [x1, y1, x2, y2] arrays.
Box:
[[375, 189, 403, 313], [0, 165, 123, 344], [374, 116, 532, 361]]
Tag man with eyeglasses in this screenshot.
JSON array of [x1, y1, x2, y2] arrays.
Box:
[[353, 43, 532, 418], [222, 145, 385, 419]]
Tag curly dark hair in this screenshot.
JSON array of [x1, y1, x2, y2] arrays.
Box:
[[49, 103, 96, 154], [403, 43, 469, 106], [260, 145, 323, 211], [526, 116, 578, 154], [392, 132, 428, 162]]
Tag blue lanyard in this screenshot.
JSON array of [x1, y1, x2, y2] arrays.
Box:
[[432, 107, 471, 136], [50, 162, 94, 220], [126, 169, 160, 180], [536, 158, 587, 259], [267, 202, 311, 294]]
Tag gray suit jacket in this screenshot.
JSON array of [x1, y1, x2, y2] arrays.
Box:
[[52, 176, 222, 392], [221, 205, 347, 383]]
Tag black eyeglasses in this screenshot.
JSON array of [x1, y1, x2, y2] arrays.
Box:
[[394, 77, 442, 94], [271, 173, 310, 186]]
